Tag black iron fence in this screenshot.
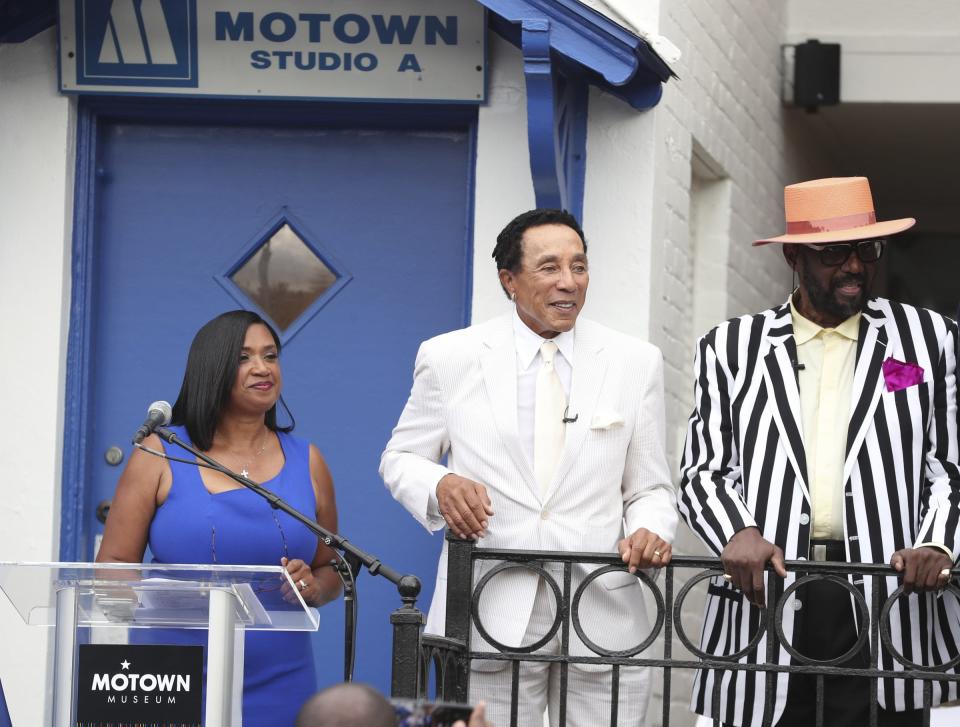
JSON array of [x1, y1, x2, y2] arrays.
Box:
[[389, 533, 960, 726]]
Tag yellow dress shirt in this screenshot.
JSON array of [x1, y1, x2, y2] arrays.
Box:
[[791, 299, 860, 541]]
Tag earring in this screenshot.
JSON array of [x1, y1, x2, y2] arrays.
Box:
[[511, 292, 516, 302]]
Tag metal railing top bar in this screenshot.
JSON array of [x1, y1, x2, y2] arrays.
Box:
[[468, 549, 960, 578]]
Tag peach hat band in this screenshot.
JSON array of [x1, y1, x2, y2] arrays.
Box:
[[786, 211, 877, 235]]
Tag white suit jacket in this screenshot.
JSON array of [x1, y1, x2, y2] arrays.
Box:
[[381, 314, 678, 656]]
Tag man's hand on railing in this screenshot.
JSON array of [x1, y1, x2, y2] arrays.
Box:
[[890, 546, 954, 594], [721, 526, 787, 608], [618, 527, 673, 573], [437, 473, 495, 540]]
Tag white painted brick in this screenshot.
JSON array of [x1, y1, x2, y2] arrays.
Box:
[[637, 1, 841, 722]]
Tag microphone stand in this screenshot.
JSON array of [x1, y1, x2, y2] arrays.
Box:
[[153, 426, 421, 682]]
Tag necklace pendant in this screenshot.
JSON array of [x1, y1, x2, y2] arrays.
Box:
[[240, 468, 249, 478]]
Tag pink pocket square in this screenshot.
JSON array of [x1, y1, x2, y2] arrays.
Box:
[[882, 357, 924, 392]]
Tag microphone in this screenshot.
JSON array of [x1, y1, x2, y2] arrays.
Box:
[[791, 359, 806, 371], [132, 401, 172, 445], [562, 405, 578, 424]]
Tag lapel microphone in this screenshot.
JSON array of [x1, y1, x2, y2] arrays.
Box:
[[562, 405, 578, 423], [791, 359, 806, 371]]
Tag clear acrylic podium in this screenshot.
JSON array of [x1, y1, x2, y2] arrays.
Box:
[[0, 562, 320, 726]]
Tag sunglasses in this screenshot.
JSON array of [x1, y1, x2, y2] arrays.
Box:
[[805, 239, 886, 267]]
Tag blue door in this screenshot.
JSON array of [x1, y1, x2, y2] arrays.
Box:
[[65, 102, 475, 694]]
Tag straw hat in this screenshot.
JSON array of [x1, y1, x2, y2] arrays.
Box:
[[754, 176, 915, 245]]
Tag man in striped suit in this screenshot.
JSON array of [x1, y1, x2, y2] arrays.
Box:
[[382, 209, 678, 726], [679, 177, 960, 726]]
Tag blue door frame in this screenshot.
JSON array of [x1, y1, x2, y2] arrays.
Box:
[[60, 96, 477, 563], [60, 95, 478, 695]]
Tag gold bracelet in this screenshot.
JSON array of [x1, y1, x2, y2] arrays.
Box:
[[915, 541, 954, 559]]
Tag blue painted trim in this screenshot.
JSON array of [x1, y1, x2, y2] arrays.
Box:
[[478, 0, 671, 111], [60, 101, 99, 561], [213, 208, 354, 347], [58, 88, 485, 106], [555, 72, 589, 223], [522, 19, 561, 211], [75, 95, 479, 128], [0, 676, 10, 727], [521, 21, 589, 219], [462, 119, 479, 326]]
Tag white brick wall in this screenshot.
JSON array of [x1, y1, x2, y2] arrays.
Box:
[[651, 0, 837, 480], [644, 1, 836, 722]]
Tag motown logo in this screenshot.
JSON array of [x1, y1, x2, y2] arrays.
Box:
[[75, 0, 199, 87], [90, 659, 191, 704], [76, 644, 203, 724]]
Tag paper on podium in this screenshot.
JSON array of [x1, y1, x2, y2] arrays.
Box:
[[134, 579, 272, 627]]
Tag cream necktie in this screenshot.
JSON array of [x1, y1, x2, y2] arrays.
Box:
[[534, 341, 567, 495]]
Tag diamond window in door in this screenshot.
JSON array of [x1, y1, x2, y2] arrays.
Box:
[[217, 212, 351, 342]]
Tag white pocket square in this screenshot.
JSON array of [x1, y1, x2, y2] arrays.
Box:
[[590, 411, 624, 430]]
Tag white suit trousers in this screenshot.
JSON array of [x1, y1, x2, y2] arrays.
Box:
[[469, 578, 650, 727]]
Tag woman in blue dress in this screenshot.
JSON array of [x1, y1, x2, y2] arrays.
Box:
[[97, 310, 341, 726]]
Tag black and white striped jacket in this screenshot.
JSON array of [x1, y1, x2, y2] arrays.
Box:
[[679, 296, 960, 726]]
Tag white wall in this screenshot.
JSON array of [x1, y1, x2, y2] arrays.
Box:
[[470, 34, 536, 323], [0, 28, 76, 727], [580, 87, 658, 339], [646, 0, 835, 722], [786, 0, 960, 103]]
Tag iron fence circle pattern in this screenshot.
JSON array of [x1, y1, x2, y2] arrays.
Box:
[[568, 564, 665, 657], [673, 569, 767, 661], [879, 582, 960, 672], [774, 573, 870, 666], [470, 561, 563, 654]]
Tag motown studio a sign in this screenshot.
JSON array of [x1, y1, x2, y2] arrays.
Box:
[[58, 0, 486, 102], [76, 644, 203, 726]]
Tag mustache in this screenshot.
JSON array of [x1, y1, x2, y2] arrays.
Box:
[[832, 273, 866, 289]]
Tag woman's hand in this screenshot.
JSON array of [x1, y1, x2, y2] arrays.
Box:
[[281, 556, 319, 604]]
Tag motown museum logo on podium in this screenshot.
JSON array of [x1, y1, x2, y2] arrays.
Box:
[[76, 644, 203, 726]]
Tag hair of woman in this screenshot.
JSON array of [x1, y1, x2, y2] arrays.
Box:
[[171, 310, 294, 450]]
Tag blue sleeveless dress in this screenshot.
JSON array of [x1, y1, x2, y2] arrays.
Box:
[[147, 425, 319, 726]]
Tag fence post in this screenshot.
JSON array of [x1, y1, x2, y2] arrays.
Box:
[[390, 575, 425, 699], [445, 532, 475, 702]]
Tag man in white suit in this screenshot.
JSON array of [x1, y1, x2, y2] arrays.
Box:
[[381, 209, 678, 726]]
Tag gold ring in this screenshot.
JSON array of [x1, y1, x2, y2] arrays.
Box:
[[940, 568, 952, 579], [723, 573, 733, 582], [298, 579, 308, 591], [653, 549, 662, 557]]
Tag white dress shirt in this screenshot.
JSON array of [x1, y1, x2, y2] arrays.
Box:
[[512, 310, 574, 469]]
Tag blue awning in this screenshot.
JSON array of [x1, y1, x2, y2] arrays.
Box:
[[477, 0, 675, 111], [476, 0, 677, 218]]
